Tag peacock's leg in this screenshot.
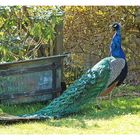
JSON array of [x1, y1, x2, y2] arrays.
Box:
[[95, 96, 102, 110], [109, 91, 112, 107]]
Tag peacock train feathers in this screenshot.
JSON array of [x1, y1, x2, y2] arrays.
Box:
[[0, 22, 128, 123]]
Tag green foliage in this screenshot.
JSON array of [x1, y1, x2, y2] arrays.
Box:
[[0, 6, 63, 62]]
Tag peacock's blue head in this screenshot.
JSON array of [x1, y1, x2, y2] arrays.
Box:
[[112, 22, 120, 31], [109, 22, 126, 59]]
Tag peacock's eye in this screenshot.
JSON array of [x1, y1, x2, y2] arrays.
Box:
[[113, 24, 117, 28]]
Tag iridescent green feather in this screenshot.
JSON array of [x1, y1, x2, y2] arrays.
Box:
[[21, 57, 114, 119]]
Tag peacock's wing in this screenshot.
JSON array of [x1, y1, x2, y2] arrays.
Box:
[[106, 57, 126, 87]]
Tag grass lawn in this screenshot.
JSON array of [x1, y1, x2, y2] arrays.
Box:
[[0, 85, 140, 134]]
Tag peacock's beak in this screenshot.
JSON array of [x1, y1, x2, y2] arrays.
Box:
[[109, 24, 115, 31]]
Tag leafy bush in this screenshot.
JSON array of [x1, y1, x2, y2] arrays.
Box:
[[0, 6, 63, 62]]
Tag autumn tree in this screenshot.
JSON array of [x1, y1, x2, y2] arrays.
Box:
[[63, 6, 140, 85]]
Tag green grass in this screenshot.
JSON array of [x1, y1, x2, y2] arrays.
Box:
[[0, 85, 140, 134], [112, 84, 140, 95], [0, 96, 140, 134]]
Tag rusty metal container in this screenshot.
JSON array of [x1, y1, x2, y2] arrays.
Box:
[[0, 55, 66, 104]]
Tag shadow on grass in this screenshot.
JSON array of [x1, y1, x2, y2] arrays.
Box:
[[43, 96, 140, 129], [80, 97, 140, 118]]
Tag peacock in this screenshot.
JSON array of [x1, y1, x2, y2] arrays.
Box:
[[0, 22, 128, 123]]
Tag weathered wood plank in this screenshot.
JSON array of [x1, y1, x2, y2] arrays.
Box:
[[0, 55, 66, 104], [0, 63, 61, 77]]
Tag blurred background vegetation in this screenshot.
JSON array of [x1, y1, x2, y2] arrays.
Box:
[[0, 6, 139, 86]]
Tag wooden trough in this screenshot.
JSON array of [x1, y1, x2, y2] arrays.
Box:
[[0, 55, 66, 104]]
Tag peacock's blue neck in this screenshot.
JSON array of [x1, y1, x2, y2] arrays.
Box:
[[110, 29, 126, 60]]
